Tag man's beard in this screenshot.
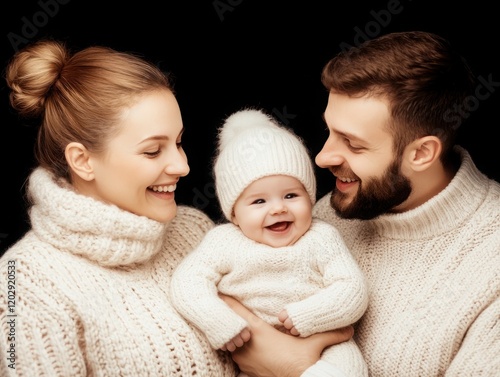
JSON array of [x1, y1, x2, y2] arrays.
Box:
[[330, 159, 412, 220]]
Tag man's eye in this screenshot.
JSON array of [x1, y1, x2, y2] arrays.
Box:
[[348, 145, 363, 151], [344, 139, 363, 151]]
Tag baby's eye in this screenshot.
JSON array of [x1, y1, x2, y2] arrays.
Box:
[[285, 193, 298, 199], [252, 199, 265, 205]]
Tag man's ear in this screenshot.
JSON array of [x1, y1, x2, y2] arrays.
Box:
[[406, 136, 442, 172], [65, 142, 95, 181]]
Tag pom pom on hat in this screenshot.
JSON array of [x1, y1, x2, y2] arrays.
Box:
[[214, 108, 316, 220], [217, 109, 278, 151]]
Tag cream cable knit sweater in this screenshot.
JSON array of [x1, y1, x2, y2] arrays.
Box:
[[170, 219, 369, 376], [313, 147, 500, 376], [0, 167, 237, 377]]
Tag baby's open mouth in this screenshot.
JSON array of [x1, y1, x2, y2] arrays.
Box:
[[267, 221, 291, 232]]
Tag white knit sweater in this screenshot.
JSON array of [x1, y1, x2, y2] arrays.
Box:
[[313, 147, 500, 376], [0, 167, 237, 377], [170, 219, 369, 376]]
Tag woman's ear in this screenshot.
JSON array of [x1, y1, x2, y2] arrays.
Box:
[[65, 142, 95, 181], [405, 136, 442, 172]]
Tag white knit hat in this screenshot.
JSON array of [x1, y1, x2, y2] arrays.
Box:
[[214, 108, 316, 220]]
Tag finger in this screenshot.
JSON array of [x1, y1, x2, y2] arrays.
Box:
[[219, 294, 266, 327], [307, 326, 354, 351], [233, 336, 244, 348], [278, 309, 288, 323], [240, 328, 251, 342], [225, 341, 236, 352]]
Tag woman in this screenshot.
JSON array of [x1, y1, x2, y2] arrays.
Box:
[[0, 39, 350, 376]]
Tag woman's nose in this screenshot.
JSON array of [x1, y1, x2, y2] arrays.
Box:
[[164, 149, 190, 177]]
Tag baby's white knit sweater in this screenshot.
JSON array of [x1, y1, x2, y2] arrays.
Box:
[[313, 147, 500, 376], [171, 219, 369, 376], [0, 167, 237, 376]]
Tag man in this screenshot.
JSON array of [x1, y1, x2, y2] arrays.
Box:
[[225, 31, 500, 377]]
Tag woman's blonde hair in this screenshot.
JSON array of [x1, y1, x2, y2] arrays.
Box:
[[6, 39, 173, 181]]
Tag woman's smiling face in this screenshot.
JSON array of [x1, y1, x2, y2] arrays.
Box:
[[80, 89, 190, 223]]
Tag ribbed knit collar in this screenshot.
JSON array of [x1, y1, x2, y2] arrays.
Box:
[[27, 167, 168, 267], [367, 147, 491, 240]]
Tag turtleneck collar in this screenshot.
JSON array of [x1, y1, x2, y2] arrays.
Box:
[[27, 167, 168, 267], [367, 147, 491, 240]]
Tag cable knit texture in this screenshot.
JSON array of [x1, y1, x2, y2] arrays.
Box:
[[312, 147, 500, 377], [0, 167, 237, 376], [171, 219, 369, 376]]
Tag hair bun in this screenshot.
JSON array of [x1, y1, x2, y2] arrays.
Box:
[[6, 40, 69, 118]]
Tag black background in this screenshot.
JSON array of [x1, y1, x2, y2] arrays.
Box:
[[1, 0, 499, 255]]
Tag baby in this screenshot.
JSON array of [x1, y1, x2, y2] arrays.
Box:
[[170, 108, 369, 376]]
